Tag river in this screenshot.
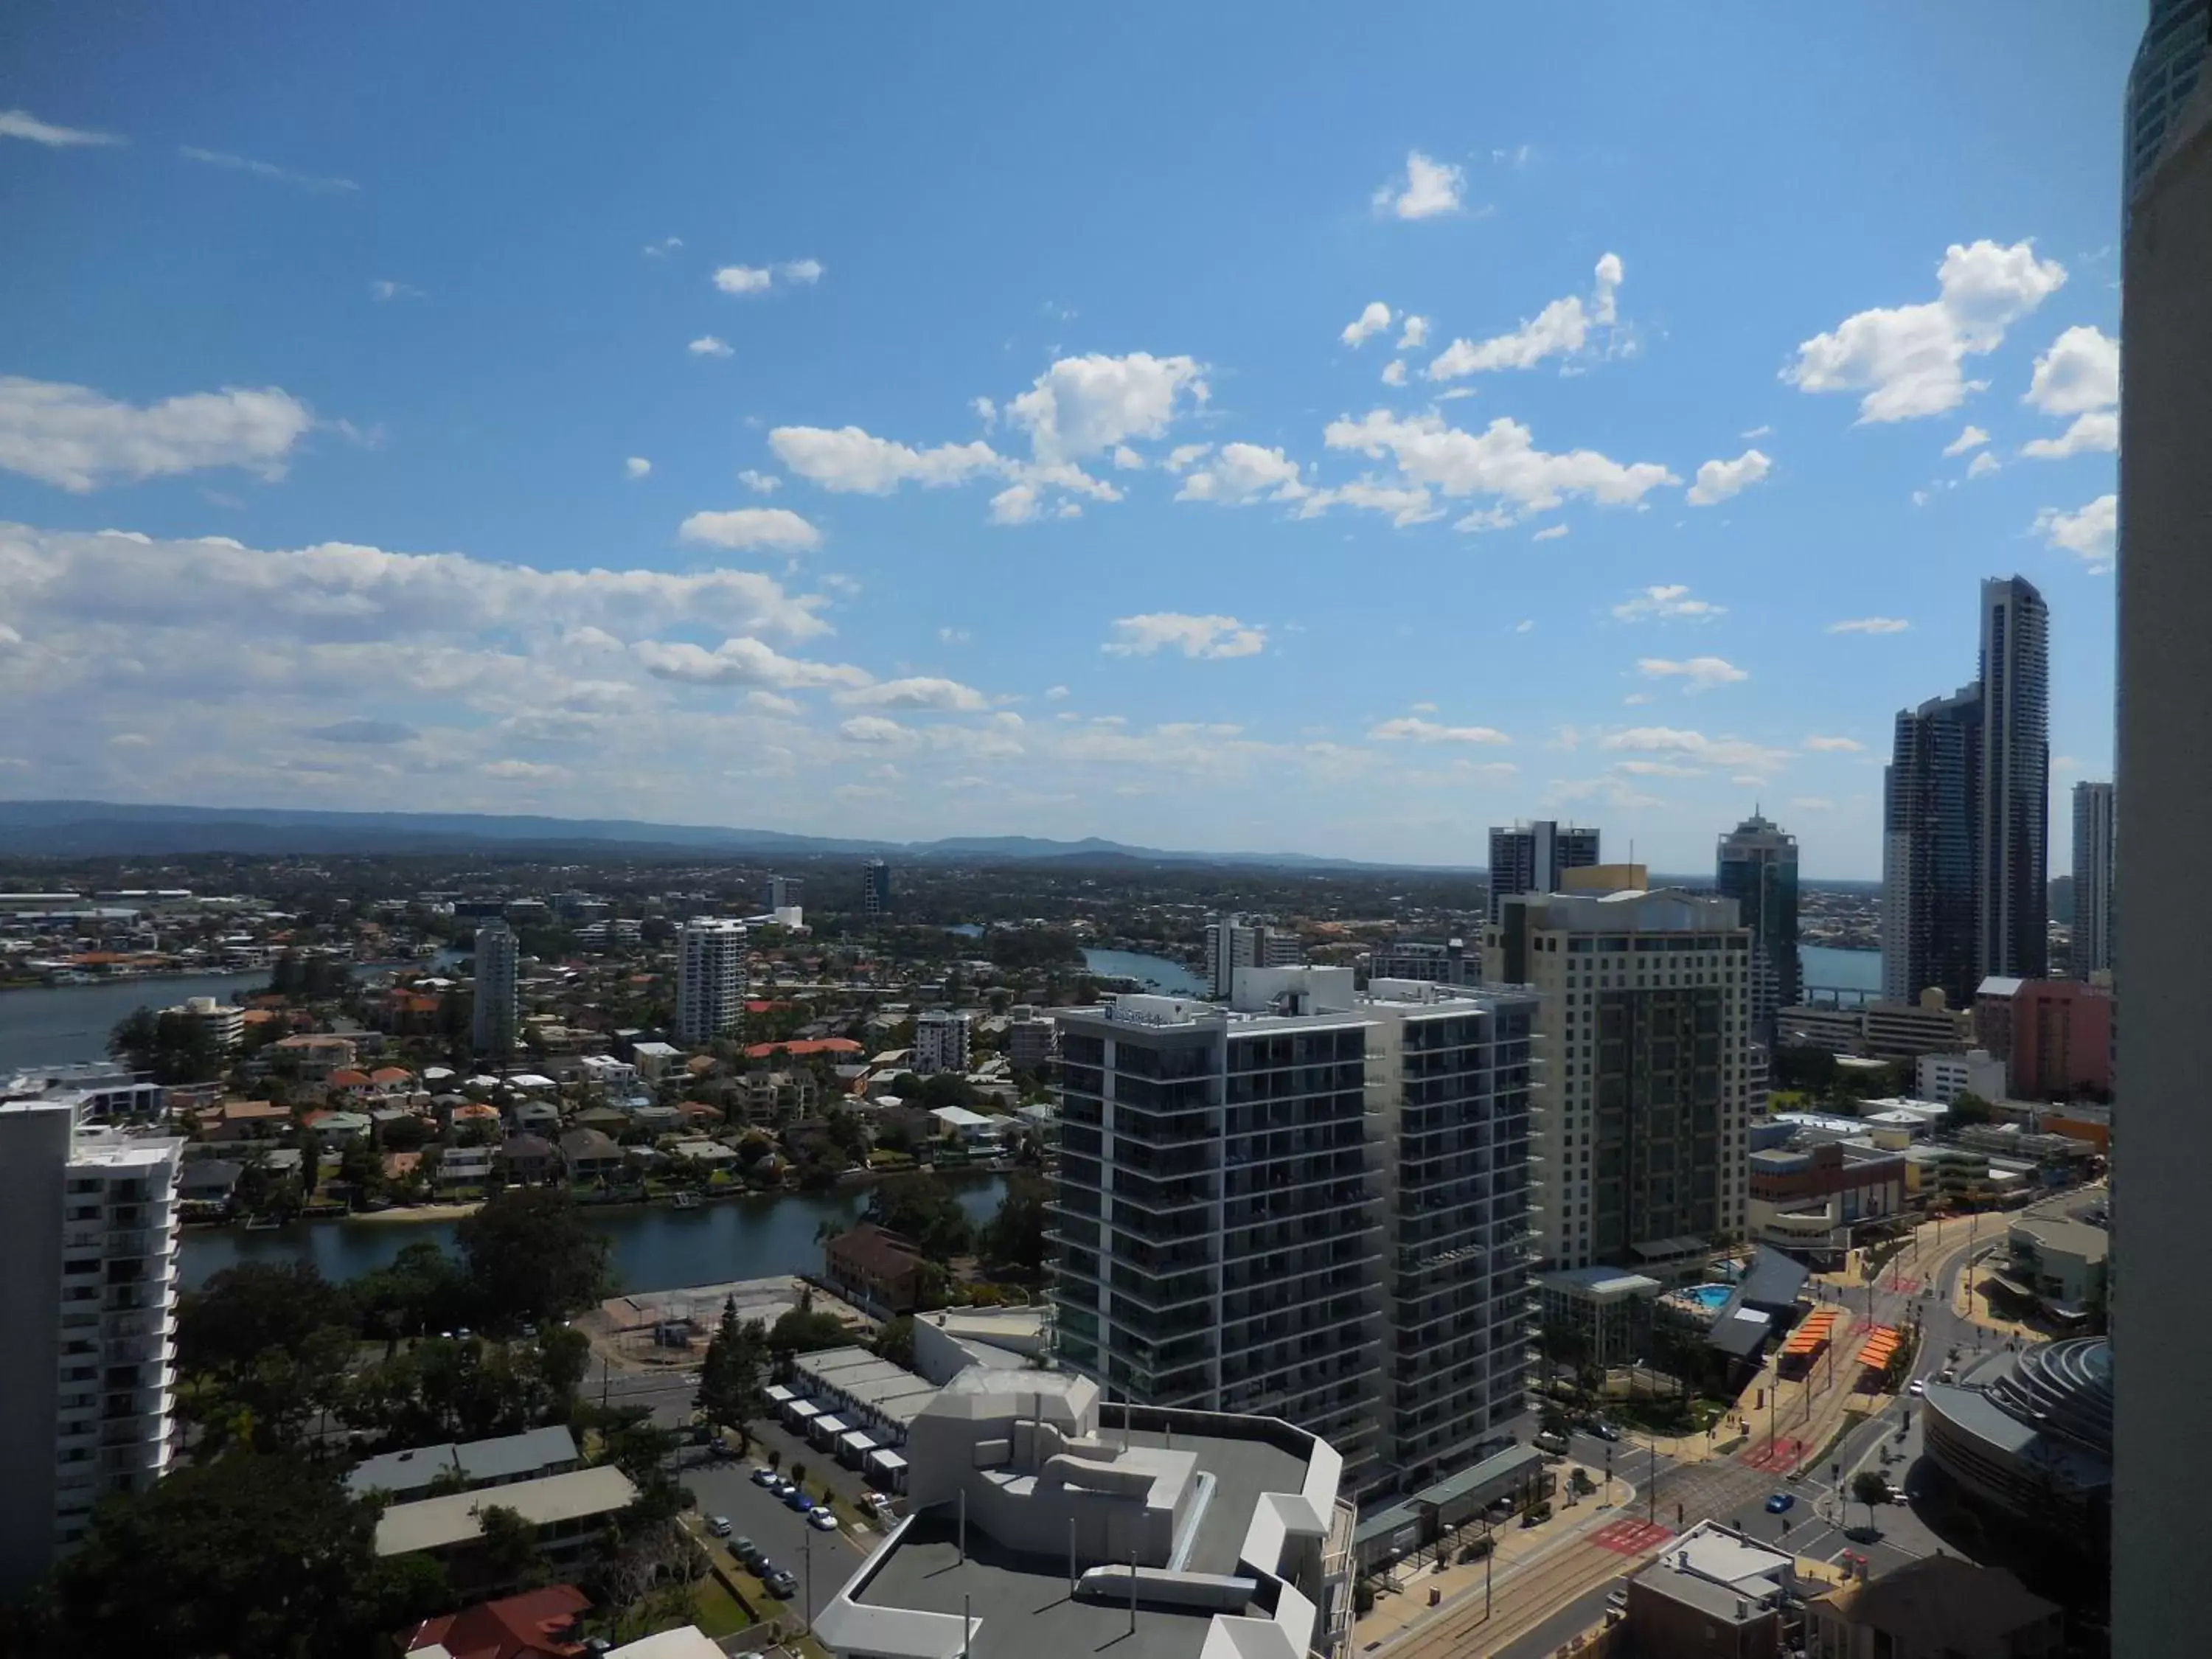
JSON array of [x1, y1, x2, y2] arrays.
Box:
[[0, 970, 274, 1075], [178, 1172, 1011, 1293], [1800, 945, 1881, 995], [1081, 947, 1205, 996]]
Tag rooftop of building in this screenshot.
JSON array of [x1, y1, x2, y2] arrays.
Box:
[[818, 1380, 1340, 1659], [1809, 1553, 2060, 1644], [375, 1464, 636, 1557], [348, 1426, 580, 1499], [2009, 1213, 2111, 1263]]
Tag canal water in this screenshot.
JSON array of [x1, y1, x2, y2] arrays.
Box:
[[1080, 947, 1205, 997], [178, 1172, 1011, 1293], [0, 970, 272, 1075]]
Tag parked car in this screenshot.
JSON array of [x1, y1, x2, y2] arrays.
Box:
[[858, 1490, 888, 1514], [785, 1488, 816, 1512], [1907, 1379, 1927, 1397], [770, 1478, 796, 1499], [707, 1515, 733, 1539], [809, 1509, 840, 1531], [731, 1536, 756, 1562], [751, 1466, 777, 1487], [1764, 1492, 1795, 1514], [765, 1572, 799, 1601], [1534, 1430, 1570, 1456]]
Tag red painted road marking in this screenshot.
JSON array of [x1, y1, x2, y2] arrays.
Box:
[[1739, 1437, 1806, 1472], [1589, 1518, 1674, 1555], [1882, 1274, 1924, 1294]]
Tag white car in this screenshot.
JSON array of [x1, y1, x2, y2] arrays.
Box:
[[808, 1509, 840, 1531], [1907, 1378, 1927, 1397]]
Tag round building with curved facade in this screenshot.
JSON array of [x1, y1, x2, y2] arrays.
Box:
[[1921, 1336, 2111, 1538]]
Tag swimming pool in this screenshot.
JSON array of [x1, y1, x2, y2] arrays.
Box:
[[1682, 1284, 1733, 1312]]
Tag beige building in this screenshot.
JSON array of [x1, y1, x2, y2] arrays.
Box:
[[1485, 886, 1750, 1272], [1805, 1554, 2059, 1659]]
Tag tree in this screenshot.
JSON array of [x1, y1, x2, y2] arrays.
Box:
[[866, 1174, 974, 1261], [768, 1305, 850, 1360], [455, 1187, 612, 1332], [695, 1300, 768, 1453], [352, 1239, 470, 1346], [874, 1315, 917, 1370], [1850, 1470, 1891, 1530], [337, 1137, 384, 1209], [43, 1451, 448, 1659], [175, 1262, 354, 1388], [473, 1503, 549, 1590], [978, 1175, 1048, 1279], [1950, 1091, 1997, 1126]]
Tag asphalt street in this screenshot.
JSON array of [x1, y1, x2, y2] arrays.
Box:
[[684, 1456, 869, 1632]]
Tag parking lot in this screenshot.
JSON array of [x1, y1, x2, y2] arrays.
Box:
[[685, 1456, 872, 1632]]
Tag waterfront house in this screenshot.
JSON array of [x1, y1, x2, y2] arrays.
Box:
[[199, 1099, 291, 1142], [560, 1127, 624, 1184], [500, 1133, 558, 1186], [824, 1222, 926, 1315]]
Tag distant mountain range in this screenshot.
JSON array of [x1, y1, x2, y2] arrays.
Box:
[[0, 799, 1451, 869]]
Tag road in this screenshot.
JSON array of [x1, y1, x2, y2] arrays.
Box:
[[1371, 1214, 2008, 1659]]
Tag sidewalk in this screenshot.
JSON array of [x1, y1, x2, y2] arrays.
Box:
[[1628, 1296, 1861, 1471], [1352, 1460, 1631, 1650]]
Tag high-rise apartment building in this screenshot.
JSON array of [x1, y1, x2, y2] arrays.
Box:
[[2070, 782, 2116, 979], [1882, 684, 1982, 1008], [1484, 888, 1750, 1273], [1366, 937, 1474, 987], [1978, 577, 2051, 983], [1486, 821, 1601, 922], [2126, 0, 2211, 206], [764, 874, 802, 911], [861, 858, 891, 920], [1880, 577, 2051, 1007], [673, 917, 748, 1048], [1716, 813, 1801, 1040], [1363, 975, 1540, 1490], [2114, 52, 2211, 1651], [912, 1009, 972, 1077], [1201, 914, 1302, 998], [471, 919, 520, 1055], [0, 1101, 184, 1588], [1051, 965, 1539, 1498], [1052, 971, 1384, 1476]]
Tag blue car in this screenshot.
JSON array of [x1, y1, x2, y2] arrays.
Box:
[[784, 1488, 815, 1512], [1764, 1492, 1795, 1514]]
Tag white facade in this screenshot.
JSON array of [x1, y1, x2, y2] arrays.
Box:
[[912, 1009, 973, 1076], [0, 1102, 184, 1587], [673, 918, 748, 1047], [472, 920, 520, 1055], [1201, 914, 1302, 997], [165, 995, 244, 1053], [1916, 1049, 2008, 1106], [1485, 888, 1750, 1273]]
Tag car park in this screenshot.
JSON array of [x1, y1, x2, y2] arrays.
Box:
[[1764, 1492, 1794, 1514], [809, 1509, 839, 1531]]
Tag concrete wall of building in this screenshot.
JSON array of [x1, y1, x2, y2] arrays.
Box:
[[0, 1105, 69, 1591]]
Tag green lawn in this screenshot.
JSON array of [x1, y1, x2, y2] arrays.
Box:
[[689, 1574, 749, 1638]]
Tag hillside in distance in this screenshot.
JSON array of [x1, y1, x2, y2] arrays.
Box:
[[0, 799, 1447, 870]]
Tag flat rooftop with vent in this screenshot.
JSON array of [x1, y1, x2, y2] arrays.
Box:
[[813, 1369, 1355, 1659]]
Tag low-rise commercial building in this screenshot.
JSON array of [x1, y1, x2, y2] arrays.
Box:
[[1804, 1552, 2062, 1659], [813, 1370, 1354, 1659], [349, 1427, 581, 1502], [1745, 1138, 1905, 1267], [2000, 1213, 2108, 1323], [824, 1222, 926, 1315], [374, 1465, 638, 1590], [1915, 1048, 2008, 1105], [1624, 1520, 1797, 1659], [1534, 1266, 1660, 1373], [1921, 1337, 2110, 1540]]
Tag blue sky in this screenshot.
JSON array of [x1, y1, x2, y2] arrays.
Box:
[[0, 3, 2133, 873]]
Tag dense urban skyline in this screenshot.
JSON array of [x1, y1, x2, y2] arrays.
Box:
[[0, 4, 2130, 874]]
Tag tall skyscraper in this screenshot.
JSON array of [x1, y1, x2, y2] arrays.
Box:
[[2070, 782, 2116, 979], [0, 1101, 184, 1588], [1201, 914, 1302, 997], [1882, 686, 1983, 1008], [1978, 576, 2051, 983], [1716, 812, 1801, 1039], [1879, 577, 2050, 1008], [1485, 888, 1750, 1273], [2126, 0, 2211, 206], [860, 858, 891, 921], [1486, 820, 1601, 921], [2113, 35, 2211, 1655], [470, 919, 519, 1054], [1051, 967, 1538, 1498], [673, 917, 748, 1047]]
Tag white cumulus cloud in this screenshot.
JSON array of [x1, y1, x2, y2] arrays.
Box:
[[1397, 315, 1430, 349], [2020, 411, 2118, 459], [2032, 494, 2117, 569], [676, 507, 824, 553], [1827, 616, 1910, 634], [1367, 717, 1510, 744], [1427, 253, 1625, 380], [1783, 238, 2067, 422], [0, 375, 315, 492], [1943, 425, 1989, 456], [1686, 448, 1771, 507], [1341, 302, 1393, 347], [1967, 450, 2003, 478], [1613, 584, 1725, 622], [1380, 359, 1408, 386], [1638, 655, 1748, 692], [769, 425, 1002, 493], [713, 265, 774, 295], [1175, 443, 1307, 507], [687, 335, 732, 358], [625, 456, 652, 481], [1804, 735, 1865, 752], [1103, 613, 1267, 659], [835, 677, 989, 712], [1372, 150, 1465, 219], [737, 469, 780, 494], [2025, 324, 2118, 416], [1322, 407, 1677, 527], [1009, 352, 1208, 465], [1, 108, 124, 147], [633, 637, 868, 687]]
